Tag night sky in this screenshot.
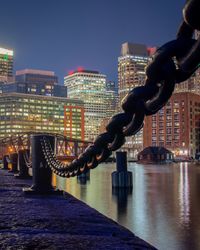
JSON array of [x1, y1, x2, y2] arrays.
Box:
[[0, 0, 185, 84]]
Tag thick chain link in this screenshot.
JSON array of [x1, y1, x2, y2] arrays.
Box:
[[23, 150, 32, 168], [42, 0, 200, 178]]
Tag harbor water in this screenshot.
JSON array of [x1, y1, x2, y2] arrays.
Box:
[[54, 162, 200, 250]]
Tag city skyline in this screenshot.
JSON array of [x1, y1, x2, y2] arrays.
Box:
[[0, 0, 185, 83]]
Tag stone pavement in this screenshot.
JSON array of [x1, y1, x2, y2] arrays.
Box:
[[0, 169, 156, 250]]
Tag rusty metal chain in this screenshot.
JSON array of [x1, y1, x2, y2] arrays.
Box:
[[23, 150, 32, 168], [42, 0, 200, 178]]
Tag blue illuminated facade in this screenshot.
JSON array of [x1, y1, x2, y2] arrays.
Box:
[[0, 69, 67, 97]]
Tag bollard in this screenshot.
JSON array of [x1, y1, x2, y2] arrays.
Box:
[[9, 153, 18, 173], [2, 155, 9, 170], [112, 151, 133, 188], [23, 134, 62, 195], [116, 151, 127, 172], [15, 149, 31, 179]]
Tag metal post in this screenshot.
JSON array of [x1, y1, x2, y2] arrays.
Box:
[[2, 155, 9, 170], [9, 153, 18, 173], [15, 149, 31, 179], [116, 151, 127, 172], [112, 151, 133, 188], [23, 134, 62, 194]]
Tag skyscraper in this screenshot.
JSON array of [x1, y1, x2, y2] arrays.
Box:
[[99, 81, 118, 134], [64, 69, 107, 141], [118, 42, 151, 157], [0, 47, 14, 83], [118, 42, 149, 106], [105, 81, 118, 117]]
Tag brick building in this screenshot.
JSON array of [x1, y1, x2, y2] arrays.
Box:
[[143, 92, 200, 158]]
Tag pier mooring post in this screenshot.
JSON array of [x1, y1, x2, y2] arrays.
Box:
[[112, 151, 133, 188], [9, 153, 18, 173], [2, 155, 9, 170], [23, 134, 62, 195], [15, 149, 31, 179]]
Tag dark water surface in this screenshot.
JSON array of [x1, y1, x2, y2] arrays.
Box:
[[54, 162, 200, 250]]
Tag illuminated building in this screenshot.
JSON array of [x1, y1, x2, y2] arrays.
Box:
[[106, 80, 117, 93], [11, 69, 66, 97], [0, 69, 67, 97], [16, 69, 58, 84], [99, 81, 118, 133], [118, 42, 151, 157], [0, 93, 84, 140], [0, 80, 67, 97], [174, 72, 200, 95], [118, 42, 150, 105], [64, 69, 107, 140], [105, 81, 118, 117], [143, 92, 200, 158], [0, 47, 14, 83]]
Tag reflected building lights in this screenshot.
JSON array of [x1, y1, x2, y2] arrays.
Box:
[[132, 167, 148, 231], [55, 163, 200, 249], [179, 162, 190, 226]]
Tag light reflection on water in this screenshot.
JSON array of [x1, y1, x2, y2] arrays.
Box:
[[179, 162, 190, 227], [54, 162, 200, 250]]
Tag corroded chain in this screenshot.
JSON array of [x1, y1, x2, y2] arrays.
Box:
[[23, 150, 32, 168], [42, 0, 200, 178]]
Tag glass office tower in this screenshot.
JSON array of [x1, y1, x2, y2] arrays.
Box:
[[64, 70, 107, 141]]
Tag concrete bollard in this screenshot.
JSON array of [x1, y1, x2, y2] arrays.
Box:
[[112, 152, 133, 188], [23, 134, 62, 195], [2, 155, 9, 170], [15, 149, 31, 179], [9, 153, 18, 173]]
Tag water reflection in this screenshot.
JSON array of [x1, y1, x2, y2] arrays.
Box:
[[179, 162, 190, 227], [112, 187, 132, 223], [55, 162, 200, 250], [77, 171, 90, 185]]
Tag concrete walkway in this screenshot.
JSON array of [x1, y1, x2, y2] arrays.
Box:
[[0, 169, 156, 250]]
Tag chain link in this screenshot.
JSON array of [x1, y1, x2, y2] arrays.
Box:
[[41, 0, 200, 178], [23, 150, 32, 168]]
